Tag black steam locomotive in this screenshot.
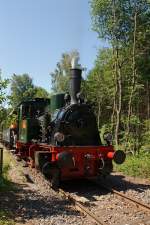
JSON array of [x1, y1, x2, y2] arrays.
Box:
[[2, 57, 125, 187]]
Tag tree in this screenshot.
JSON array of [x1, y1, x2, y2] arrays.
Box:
[[0, 71, 9, 130], [86, 48, 114, 128], [91, 0, 128, 146], [10, 74, 49, 107], [90, 0, 150, 151], [33, 86, 49, 98], [50, 50, 79, 93], [0, 71, 9, 105], [10, 74, 34, 107]]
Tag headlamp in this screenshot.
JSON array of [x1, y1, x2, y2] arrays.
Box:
[[54, 132, 65, 142]]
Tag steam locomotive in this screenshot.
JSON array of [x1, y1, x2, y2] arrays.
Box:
[[2, 57, 125, 187]]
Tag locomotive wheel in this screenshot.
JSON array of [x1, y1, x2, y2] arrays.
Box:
[[42, 162, 60, 189], [34, 151, 51, 170], [50, 168, 60, 189], [34, 151, 60, 189]]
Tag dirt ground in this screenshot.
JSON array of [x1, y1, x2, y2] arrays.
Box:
[[0, 149, 88, 225], [0, 147, 150, 225]]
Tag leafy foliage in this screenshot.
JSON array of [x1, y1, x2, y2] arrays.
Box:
[[10, 74, 34, 107], [114, 151, 150, 178], [33, 86, 49, 98], [0, 76, 9, 105], [10, 73, 49, 107], [85, 48, 114, 127], [50, 50, 79, 93], [1, 73, 49, 127], [89, 0, 150, 153], [0, 72, 9, 130], [0, 211, 15, 225], [0, 151, 15, 225]]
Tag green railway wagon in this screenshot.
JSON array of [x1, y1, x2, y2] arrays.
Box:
[[18, 98, 51, 143]]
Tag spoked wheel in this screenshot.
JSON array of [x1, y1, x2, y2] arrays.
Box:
[[42, 162, 61, 189]]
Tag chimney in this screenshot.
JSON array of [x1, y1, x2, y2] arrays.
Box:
[[70, 57, 82, 104]]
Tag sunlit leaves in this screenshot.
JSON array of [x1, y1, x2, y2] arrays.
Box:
[[10, 74, 49, 107], [50, 50, 79, 93], [0, 74, 9, 105]]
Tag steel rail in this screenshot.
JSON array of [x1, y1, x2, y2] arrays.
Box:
[[92, 180, 150, 212], [58, 188, 107, 225], [110, 185, 150, 212], [5, 145, 150, 223], [2, 145, 107, 225]]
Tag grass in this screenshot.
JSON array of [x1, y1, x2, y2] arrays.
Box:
[[0, 148, 16, 225], [114, 151, 150, 179], [0, 211, 15, 225], [0, 149, 14, 191]]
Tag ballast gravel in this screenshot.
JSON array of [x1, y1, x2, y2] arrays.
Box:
[[0, 148, 96, 225], [0, 147, 150, 225]]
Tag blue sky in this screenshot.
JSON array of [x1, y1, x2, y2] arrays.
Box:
[[0, 0, 106, 92]]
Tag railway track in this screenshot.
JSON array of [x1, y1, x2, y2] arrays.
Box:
[[58, 188, 107, 225], [59, 179, 150, 225], [91, 179, 150, 212], [37, 173, 150, 225], [3, 146, 150, 225]]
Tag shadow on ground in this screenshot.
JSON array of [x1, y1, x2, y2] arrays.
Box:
[[61, 174, 150, 202], [0, 180, 80, 224], [105, 174, 150, 192]]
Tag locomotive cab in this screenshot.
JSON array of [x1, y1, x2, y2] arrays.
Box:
[[17, 98, 51, 143]]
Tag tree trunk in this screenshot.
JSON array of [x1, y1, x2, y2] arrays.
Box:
[[115, 60, 122, 148], [111, 47, 117, 134], [112, 0, 122, 148], [126, 10, 137, 149], [147, 80, 150, 122], [97, 99, 101, 129]]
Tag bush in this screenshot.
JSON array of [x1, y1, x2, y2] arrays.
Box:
[[0, 150, 15, 225], [114, 151, 150, 178], [0, 211, 14, 225], [0, 150, 14, 191]]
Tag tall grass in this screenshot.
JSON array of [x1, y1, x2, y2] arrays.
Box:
[[0, 149, 15, 225], [0, 211, 15, 225], [114, 151, 150, 179], [0, 150, 13, 191]]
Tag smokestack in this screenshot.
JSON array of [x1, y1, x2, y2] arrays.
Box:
[[70, 57, 82, 104]]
